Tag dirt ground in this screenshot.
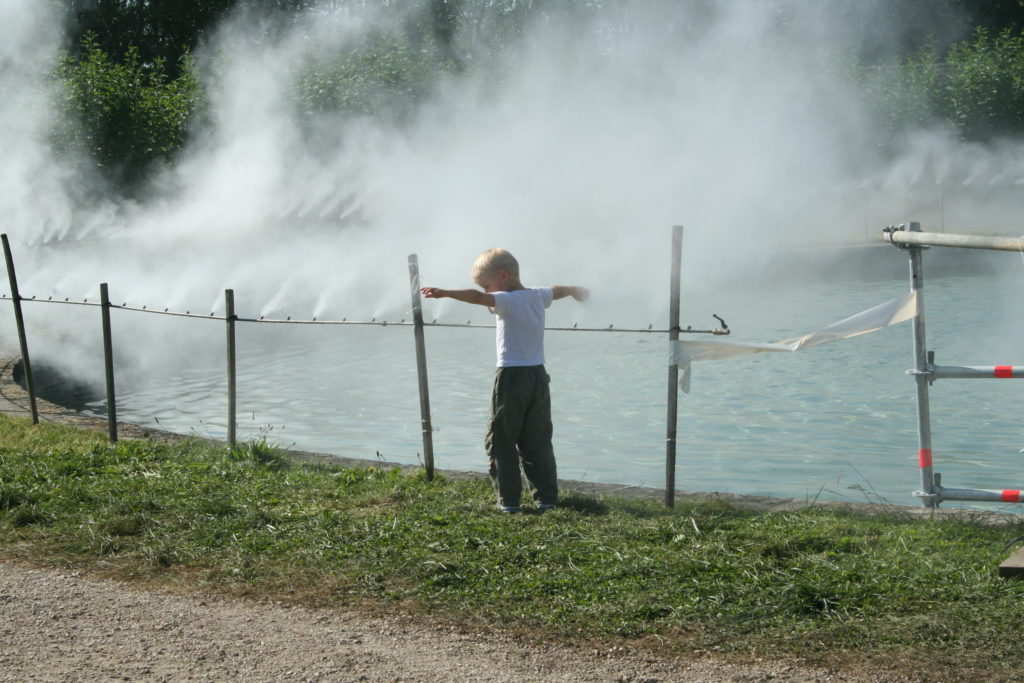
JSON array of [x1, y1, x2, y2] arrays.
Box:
[[0, 560, 920, 683]]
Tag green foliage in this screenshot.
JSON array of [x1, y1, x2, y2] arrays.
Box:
[[42, 0, 1024, 187], [943, 27, 1024, 139], [59, 0, 299, 78], [293, 32, 455, 123], [53, 33, 202, 192], [229, 437, 290, 470], [861, 27, 1024, 142], [859, 44, 945, 135]]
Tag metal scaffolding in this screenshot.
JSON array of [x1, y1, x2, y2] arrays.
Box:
[[884, 222, 1023, 507]]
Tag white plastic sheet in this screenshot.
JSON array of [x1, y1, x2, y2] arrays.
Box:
[[671, 291, 918, 393]]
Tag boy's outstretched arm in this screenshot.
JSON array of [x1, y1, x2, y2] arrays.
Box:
[[551, 286, 590, 302], [420, 287, 495, 307]]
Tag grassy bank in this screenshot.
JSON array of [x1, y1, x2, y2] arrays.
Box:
[[2, 414, 1023, 677]]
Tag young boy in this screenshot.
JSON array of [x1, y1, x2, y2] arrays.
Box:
[[420, 248, 589, 513]]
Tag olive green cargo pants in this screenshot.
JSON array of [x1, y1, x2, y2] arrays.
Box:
[[485, 365, 559, 508]]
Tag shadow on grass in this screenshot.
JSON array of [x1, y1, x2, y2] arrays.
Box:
[[557, 493, 611, 516], [556, 494, 727, 519]]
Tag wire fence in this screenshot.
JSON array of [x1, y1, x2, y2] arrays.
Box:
[[0, 295, 707, 333], [1, 227, 728, 506]]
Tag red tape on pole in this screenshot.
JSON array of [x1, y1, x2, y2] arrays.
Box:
[[918, 449, 932, 468], [1002, 490, 1021, 503], [995, 366, 1014, 378]]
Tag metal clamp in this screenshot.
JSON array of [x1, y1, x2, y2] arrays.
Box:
[[883, 223, 930, 250], [907, 350, 937, 385], [913, 489, 943, 505]]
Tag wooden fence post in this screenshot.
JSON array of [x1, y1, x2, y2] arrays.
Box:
[[408, 254, 435, 480], [226, 289, 237, 450], [100, 283, 117, 442], [1, 234, 38, 424]]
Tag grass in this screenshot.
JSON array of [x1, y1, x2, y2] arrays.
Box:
[[2, 413, 1024, 678]]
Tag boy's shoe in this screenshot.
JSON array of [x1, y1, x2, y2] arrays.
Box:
[[536, 504, 556, 512], [498, 505, 521, 514]]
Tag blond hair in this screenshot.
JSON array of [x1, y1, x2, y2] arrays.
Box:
[[471, 248, 519, 279]]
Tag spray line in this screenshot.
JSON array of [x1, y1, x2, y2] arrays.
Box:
[[1, 294, 225, 320], [1, 293, 728, 335]]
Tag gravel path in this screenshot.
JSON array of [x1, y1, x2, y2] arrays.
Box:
[[0, 561, 915, 682]]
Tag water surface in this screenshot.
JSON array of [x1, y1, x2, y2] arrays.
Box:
[[44, 250, 1024, 510]]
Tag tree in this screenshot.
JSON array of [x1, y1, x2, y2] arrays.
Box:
[[60, 0, 237, 78], [943, 27, 1024, 139], [55, 32, 201, 192]]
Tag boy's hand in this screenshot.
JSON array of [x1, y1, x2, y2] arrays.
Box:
[[553, 285, 590, 302], [571, 287, 590, 302], [420, 287, 445, 299]]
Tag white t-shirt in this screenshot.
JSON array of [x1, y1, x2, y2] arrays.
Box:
[[490, 287, 554, 367]]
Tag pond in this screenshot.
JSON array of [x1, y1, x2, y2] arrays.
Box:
[[28, 245, 1024, 510]]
